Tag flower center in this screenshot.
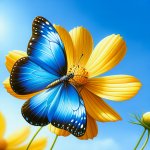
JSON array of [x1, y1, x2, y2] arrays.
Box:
[[68, 65, 88, 86], [0, 139, 7, 150]]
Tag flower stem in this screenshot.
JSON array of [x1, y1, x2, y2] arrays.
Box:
[[26, 126, 43, 150], [140, 130, 149, 150], [134, 128, 146, 150], [50, 135, 58, 150]]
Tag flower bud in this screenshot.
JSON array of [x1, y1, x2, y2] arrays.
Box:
[[142, 112, 150, 127]]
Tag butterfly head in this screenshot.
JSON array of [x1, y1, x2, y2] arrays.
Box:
[[67, 73, 74, 79]]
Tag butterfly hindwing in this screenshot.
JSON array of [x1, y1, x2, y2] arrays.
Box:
[[21, 84, 63, 126], [21, 83, 87, 137], [10, 57, 59, 94], [27, 16, 67, 76], [50, 83, 87, 137]]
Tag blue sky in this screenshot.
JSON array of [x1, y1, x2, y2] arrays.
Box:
[[0, 0, 150, 149]]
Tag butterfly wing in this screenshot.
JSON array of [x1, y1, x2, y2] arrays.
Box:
[[50, 83, 87, 137], [27, 16, 67, 76], [10, 16, 67, 94], [22, 83, 63, 126], [10, 57, 59, 94], [21, 83, 87, 137]]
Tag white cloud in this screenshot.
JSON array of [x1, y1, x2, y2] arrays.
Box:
[[54, 137, 121, 150], [96, 138, 120, 150], [78, 138, 121, 150]]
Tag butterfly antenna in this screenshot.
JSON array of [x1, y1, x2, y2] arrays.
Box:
[[72, 53, 84, 74]]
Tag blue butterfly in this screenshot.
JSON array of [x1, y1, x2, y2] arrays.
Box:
[[10, 16, 87, 137]]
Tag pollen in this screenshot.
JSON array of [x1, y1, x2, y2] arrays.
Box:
[[68, 65, 88, 86]]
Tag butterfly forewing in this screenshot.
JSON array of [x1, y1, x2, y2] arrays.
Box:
[[10, 57, 59, 94], [27, 16, 67, 76]]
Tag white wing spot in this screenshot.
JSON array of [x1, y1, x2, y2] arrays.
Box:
[[46, 21, 50, 25]]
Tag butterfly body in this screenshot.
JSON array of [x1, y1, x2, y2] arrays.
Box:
[[46, 73, 74, 89], [10, 16, 87, 137]]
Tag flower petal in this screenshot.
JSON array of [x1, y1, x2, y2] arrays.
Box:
[[49, 124, 70, 137], [86, 75, 142, 101], [0, 112, 6, 138], [6, 127, 30, 147], [69, 27, 93, 67], [78, 114, 98, 140], [4, 50, 36, 100], [81, 88, 121, 122], [54, 25, 74, 71], [3, 78, 38, 100], [27, 137, 47, 150], [5, 50, 27, 73], [6, 138, 47, 150], [85, 34, 126, 78]]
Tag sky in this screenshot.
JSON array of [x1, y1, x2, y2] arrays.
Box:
[[0, 0, 150, 149]]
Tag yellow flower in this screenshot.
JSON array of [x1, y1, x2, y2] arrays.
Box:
[[3, 25, 142, 140], [142, 112, 150, 128], [0, 112, 47, 150]]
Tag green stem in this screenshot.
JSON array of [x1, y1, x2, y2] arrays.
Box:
[[140, 130, 149, 150], [50, 135, 58, 150], [134, 128, 146, 150], [26, 127, 43, 150]]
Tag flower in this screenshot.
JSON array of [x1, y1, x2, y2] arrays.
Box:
[[142, 112, 150, 127], [0, 112, 47, 150], [3, 25, 142, 140]]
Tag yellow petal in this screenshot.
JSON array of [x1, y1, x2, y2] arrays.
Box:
[[0, 112, 6, 138], [78, 114, 98, 140], [3, 78, 38, 100], [0, 139, 7, 150], [6, 127, 30, 147], [49, 124, 70, 137], [86, 75, 142, 101], [85, 34, 126, 78], [6, 138, 47, 150], [69, 27, 93, 67], [81, 88, 121, 122], [5, 50, 27, 73], [54, 25, 74, 71], [28, 137, 47, 150]]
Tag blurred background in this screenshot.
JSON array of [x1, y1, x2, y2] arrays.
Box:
[[0, 0, 150, 149]]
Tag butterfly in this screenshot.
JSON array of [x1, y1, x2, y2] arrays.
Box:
[[10, 16, 87, 137]]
